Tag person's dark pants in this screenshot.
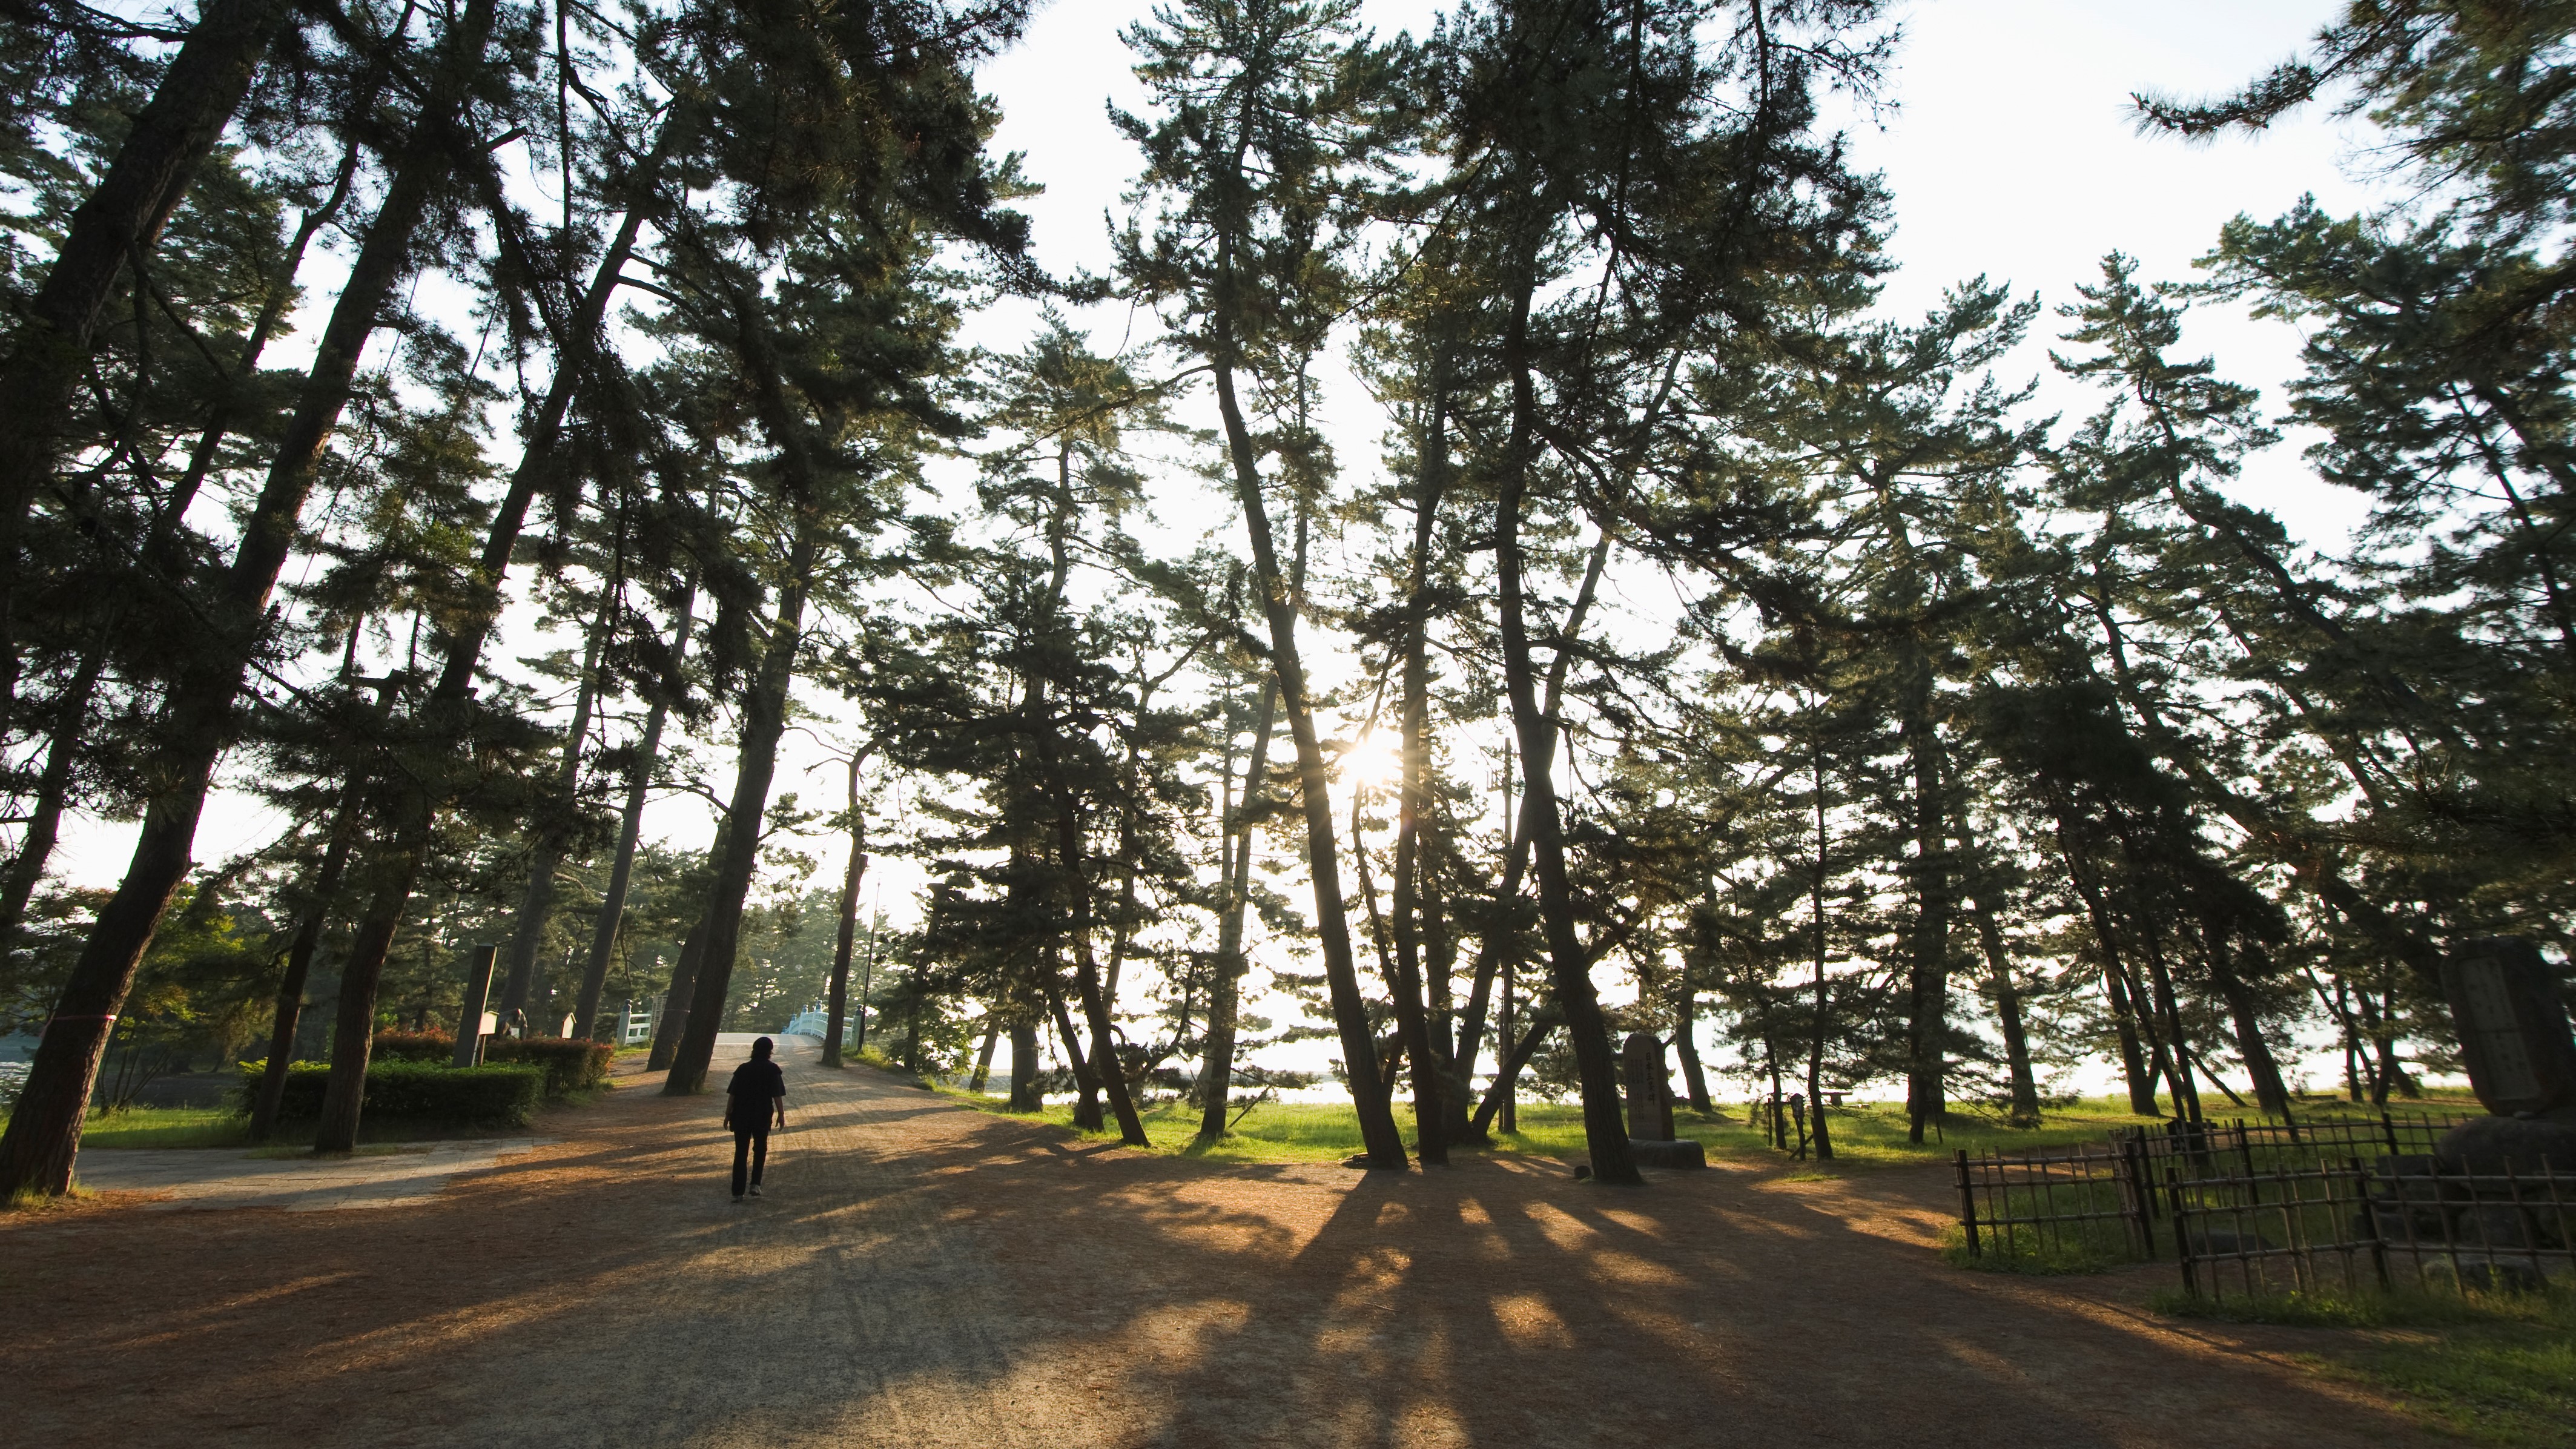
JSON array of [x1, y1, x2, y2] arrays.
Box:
[[732, 1124, 770, 1197]]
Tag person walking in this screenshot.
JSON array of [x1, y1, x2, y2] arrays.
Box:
[[724, 1036, 788, 1201]]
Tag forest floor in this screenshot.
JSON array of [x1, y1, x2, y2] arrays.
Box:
[[0, 1037, 2487, 1448]]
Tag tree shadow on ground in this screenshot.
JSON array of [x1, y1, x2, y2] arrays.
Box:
[[0, 1050, 2445, 1449]]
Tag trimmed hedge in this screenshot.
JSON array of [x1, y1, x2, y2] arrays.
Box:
[[237, 1060, 546, 1126], [484, 1037, 612, 1097], [372, 1029, 456, 1063]]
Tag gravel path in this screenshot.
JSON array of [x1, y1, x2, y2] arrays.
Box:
[[0, 1036, 2446, 1448]]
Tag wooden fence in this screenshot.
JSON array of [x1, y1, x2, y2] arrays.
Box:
[[2170, 1156, 2576, 1299], [1949, 1109, 2486, 1278]]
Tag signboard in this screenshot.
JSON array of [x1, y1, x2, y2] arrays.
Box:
[[2440, 936, 2576, 1121]]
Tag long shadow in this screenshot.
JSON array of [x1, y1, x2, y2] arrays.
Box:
[[0, 1063, 2447, 1449]]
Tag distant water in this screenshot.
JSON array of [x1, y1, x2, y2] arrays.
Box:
[[0, 1060, 25, 1112]]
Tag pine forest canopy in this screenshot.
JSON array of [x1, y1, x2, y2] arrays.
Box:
[[1, 0, 2569, 1195]]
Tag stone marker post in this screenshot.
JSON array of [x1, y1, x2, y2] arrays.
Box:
[[2440, 936, 2576, 1123], [1622, 1031, 1676, 1141], [452, 944, 499, 1068], [1617, 1031, 1704, 1170]]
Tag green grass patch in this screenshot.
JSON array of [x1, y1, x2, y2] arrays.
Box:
[[3, 1183, 96, 1213], [939, 1092, 1790, 1165], [930, 1088, 2487, 1170], [80, 1104, 543, 1151], [855, 1048, 935, 1086], [2152, 1286, 2576, 1447], [79, 1107, 251, 1149], [1940, 1221, 2127, 1275]]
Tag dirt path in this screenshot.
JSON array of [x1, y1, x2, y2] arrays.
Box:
[[0, 1038, 2443, 1448]]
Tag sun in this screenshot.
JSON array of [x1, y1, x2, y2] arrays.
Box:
[[1344, 731, 1402, 790]]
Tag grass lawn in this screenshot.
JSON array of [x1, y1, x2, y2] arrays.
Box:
[[79, 1107, 256, 1150], [922, 1087, 2360, 1167], [926, 1081, 2486, 1169], [78, 1100, 598, 1152], [2154, 1287, 2576, 1447]]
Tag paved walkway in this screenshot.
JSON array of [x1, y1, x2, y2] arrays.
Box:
[[69, 1031, 787, 1212], [76, 1138, 551, 1211], [1, 1034, 2445, 1448]]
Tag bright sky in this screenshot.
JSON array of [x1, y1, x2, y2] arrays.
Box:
[[57, 0, 2409, 1097]]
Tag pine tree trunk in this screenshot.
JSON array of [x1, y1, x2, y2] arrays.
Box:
[[0, 642, 103, 954], [2208, 934, 2291, 1118], [498, 610, 609, 1033], [1207, 339, 1404, 1167], [822, 762, 867, 1070], [1449, 535, 1607, 1142], [647, 913, 711, 1073], [0, 0, 294, 725], [1391, 369, 1450, 1164], [1470, 1010, 1557, 1138], [2052, 819, 2159, 1115], [967, 1022, 998, 1093], [1049, 804, 1146, 1144], [314, 165, 678, 1149], [1673, 979, 1712, 1113], [1496, 277, 1634, 1186], [2133, 922, 2203, 1121], [1007, 1017, 1040, 1112], [1898, 661, 1955, 1146], [248, 777, 366, 1139], [0, 2, 497, 1190], [572, 584, 696, 1043], [1970, 898, 2041, 1124], [664, 527, 816, 1096], [1194, 677, 1275, 1140], [1051, 986, 1102, 1130]]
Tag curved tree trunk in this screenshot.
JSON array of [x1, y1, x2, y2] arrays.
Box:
[[647, 913, 712, 1074], [1195, 677, 1275, 1140], [572, 583, 697, 1043], [249, 776, 368, 1138], [0, 0, 295, 728], [664, 528, 817, 1096], [498, 607, 610, 1034], [0, 2, 497, 1190], [822, 753, 870, 1071], [1495, 274, 1634, 1185]]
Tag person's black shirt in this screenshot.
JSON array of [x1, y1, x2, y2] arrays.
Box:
[[725, 1058, 785, 1131]]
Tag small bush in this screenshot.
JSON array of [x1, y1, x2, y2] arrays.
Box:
[[238, 1060, 545, 1126], [483, 1037, 612, 1096], [372, 1029, 456, 1063]]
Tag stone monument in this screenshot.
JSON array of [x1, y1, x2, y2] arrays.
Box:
[[1620, 1031, 1703, 1170], [2440, 937, 2576, 1121], [2436, 936, 2576, 1173]]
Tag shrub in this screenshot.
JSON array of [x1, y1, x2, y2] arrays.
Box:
[[372, 1029, 456, 1063], [483, 1037, 612, 1096], [237, 1060, 546, 1126]]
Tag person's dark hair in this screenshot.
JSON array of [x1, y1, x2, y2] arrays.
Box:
[[751, 1036, 773, 1060]]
